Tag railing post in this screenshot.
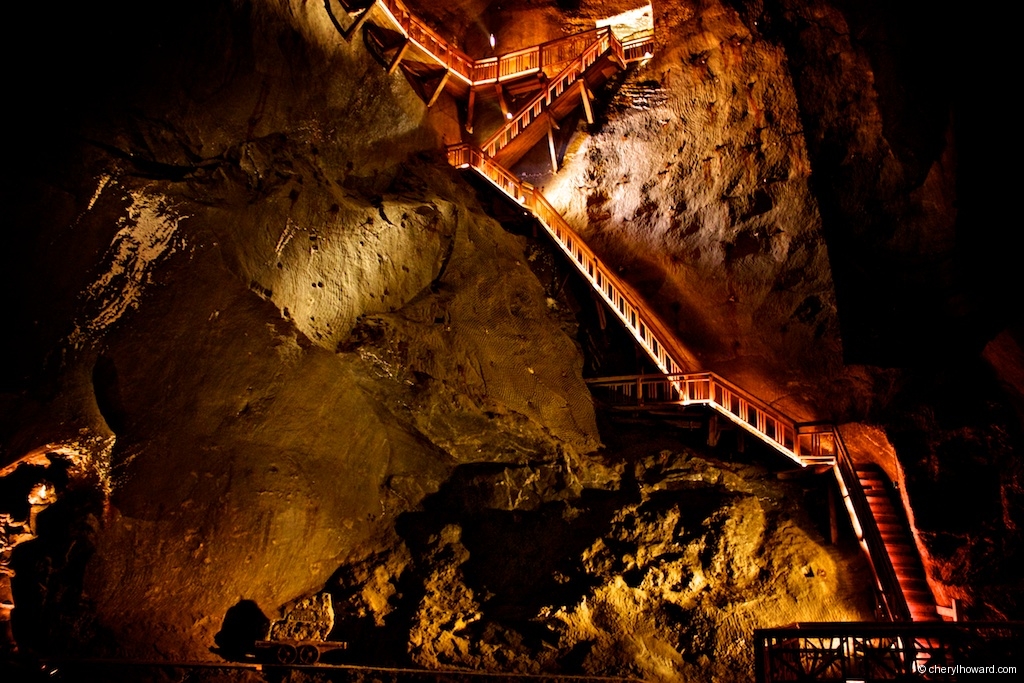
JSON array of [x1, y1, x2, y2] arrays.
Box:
[[754, 633, 766, 683]]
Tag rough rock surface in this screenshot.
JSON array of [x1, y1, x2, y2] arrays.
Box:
[[328, 437, 871, 681], [268, 592, 335, 642]]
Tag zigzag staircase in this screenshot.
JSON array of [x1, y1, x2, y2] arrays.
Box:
[[329, 0, 945, 624]]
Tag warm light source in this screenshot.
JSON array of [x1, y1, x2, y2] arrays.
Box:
[[489, 33, 496, 49], [28, 481, 51, 505]]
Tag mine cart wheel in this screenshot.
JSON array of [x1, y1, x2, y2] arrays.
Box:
[[276, 643, 298, 664], [298, 644, 320, 664]]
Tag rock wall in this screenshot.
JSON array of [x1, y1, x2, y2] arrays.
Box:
[[547, 0, 845, 420], [2, 0, 601, 660], [1, 0, 1020, 672], [527, 0, 1022, 618]]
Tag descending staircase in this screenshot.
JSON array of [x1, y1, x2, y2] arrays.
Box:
[[857, 464, 940, 621], [327, 0, 946, 624], [481, 28, 627, 169]]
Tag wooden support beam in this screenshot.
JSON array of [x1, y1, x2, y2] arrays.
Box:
[[465, 88, 476, 134], [708, 414, 720, 447], [388, 39, 411, 75], [579, 80, 594, 124], [495, 83, 511, 121], [427, 70, 451, 108], [546, 118, 559, 173], [828, 480, 840, 545], [343, 7, 373, 42]]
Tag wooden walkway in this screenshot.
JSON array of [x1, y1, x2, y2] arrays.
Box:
[[330, 0, 945, 624]]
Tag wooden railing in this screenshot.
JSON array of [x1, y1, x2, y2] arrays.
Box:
[[375, 0, 476, 84], [448, 144, 693, 380], [481, 27, 623, 159], [472, 29, 604, 84], [587, 372, 809, 463], [832, 428, 914, 621], [754, 622, 1022, 682], [355, 0, 937, 629], [446, 145, 922, 621], [621, 30, 655, 62], [361, 0, 650, 90]]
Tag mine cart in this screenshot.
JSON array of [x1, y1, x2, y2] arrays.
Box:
[[254, 638, 347, 665], [254, 592, 345, 664]]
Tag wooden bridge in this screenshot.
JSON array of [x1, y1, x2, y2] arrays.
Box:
[[329, 0, 948, 627]]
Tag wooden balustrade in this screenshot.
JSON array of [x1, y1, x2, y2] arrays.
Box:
[[480, 29, 615, 158], [754, 622, 1023, 682], [832, 430, 914, 621], [621, 31, 654, 62], [354, 0, 937, 638], [364, 0, 647, 95]]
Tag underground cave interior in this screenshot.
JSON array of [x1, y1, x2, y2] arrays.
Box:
[[1, 0, 1023, 680]]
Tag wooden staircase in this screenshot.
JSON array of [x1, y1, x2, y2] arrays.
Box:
[[327, 0, 948, 625], [857, 464, 940, 621], [482, 29, 627, 170]]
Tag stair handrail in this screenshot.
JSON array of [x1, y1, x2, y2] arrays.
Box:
[[382, 2, 923, 623], [371, 0, 633, 89], [448, 143, 693, 378], [474, 28, 605, 84], [621, 30, 655, 62], [833, 429, 914, 621], [449, 144, 829, 467], [481, 27, 621, 158], [375, 0, 476, 83], [586, 372, 807, 461]]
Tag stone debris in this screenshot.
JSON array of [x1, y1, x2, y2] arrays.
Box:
[[268, 592, 335, 642]]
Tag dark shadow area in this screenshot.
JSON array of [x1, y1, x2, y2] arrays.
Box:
[[91, 355, 128, 435], [212, 599, 270, 660], [389, 465, 637, 655], [761, 0, 1009, 366], [9, 484, 104, 658]]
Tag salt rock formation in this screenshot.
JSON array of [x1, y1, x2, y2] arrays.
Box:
[[0, 0, 1020, 676]]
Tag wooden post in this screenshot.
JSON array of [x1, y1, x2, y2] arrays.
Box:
[[594, 291, 607, 330], [427, 70, 451, 108], [496, 83, 511, 121], [708, 413, 720, 447], [546, 118, 559, 173], [579, 80, 594, 124], [465, 88, 476, 133], [388, 39, 411, 75], [343, 7, 373, 42], [828, 479, 840, 545]]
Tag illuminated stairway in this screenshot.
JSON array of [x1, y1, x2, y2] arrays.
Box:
[[480, 29, 629, 170], [328, 0, 944, 624], [857, 464, 940, 621]]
